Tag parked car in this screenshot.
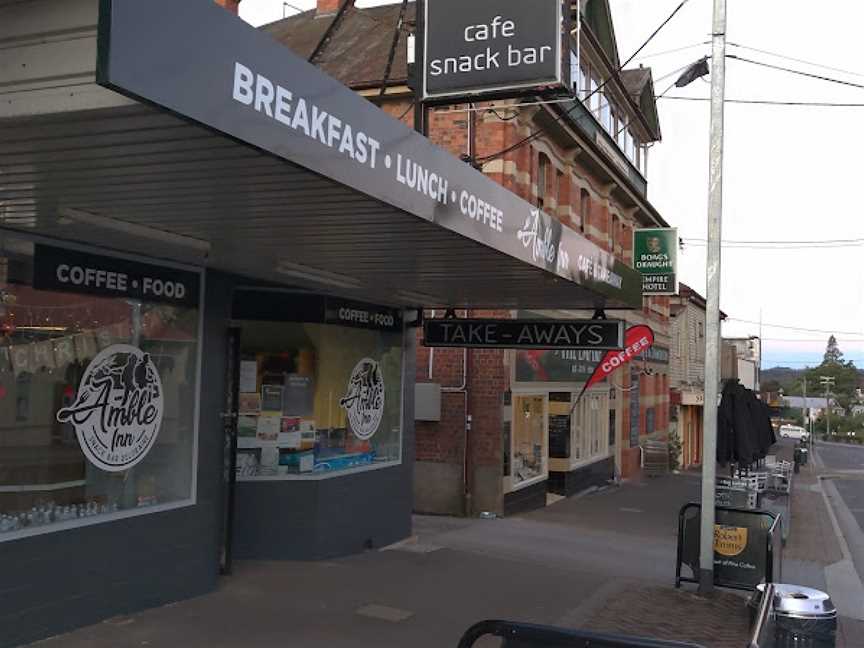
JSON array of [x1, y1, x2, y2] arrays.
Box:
[[779, 424, 809, 441]]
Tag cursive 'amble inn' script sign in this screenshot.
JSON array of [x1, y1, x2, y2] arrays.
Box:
[[57, 345, 164, 472]]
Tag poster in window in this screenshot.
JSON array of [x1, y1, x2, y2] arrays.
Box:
[[279, 416, 302, 449], [237, 415, 257, 438], [283, 374, 314, 417], [239, 360, 258, 393], [239, 392, 261, 413], [256, 414, 280, 444], [261, 385, 284, 413]]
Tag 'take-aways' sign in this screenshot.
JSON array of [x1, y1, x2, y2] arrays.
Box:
[[423, 319, 624, 350], [423, 0, 567, 101]]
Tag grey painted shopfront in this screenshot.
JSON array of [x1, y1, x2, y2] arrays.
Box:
[[0, 0, 643, 645]]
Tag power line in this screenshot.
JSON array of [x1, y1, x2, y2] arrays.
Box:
[[636, 41, 709, 60], [764, 359, 864, 365], [725, 318, 864, 337], [661, 96, 864, 107], [761, 338, 864, 343], [727, 42, 864, 79], [728, 54, 864, 91], [682, 236, 864, 251], [477, 0, 692, 166], [684, 243, 862, 250], [684, 237, 864, 245]]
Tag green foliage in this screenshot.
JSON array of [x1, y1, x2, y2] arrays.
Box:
[[823, 335, 844, 365], [814, 413, 864, 439], [805, 360, 859, 410], [668, 427, 682, 471]]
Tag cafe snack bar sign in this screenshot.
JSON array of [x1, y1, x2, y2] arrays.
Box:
[[423, 0, 568, 101]]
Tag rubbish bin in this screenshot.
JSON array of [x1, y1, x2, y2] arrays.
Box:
[[772, 584, 837, 648], [799, 446, 809, 465]]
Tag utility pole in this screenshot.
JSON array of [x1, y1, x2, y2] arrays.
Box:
[[699, 0, 727, 596], [820, 376, 835, 440], [802, 377, 807, 429]]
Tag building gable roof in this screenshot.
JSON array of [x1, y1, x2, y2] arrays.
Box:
[[582, 0, 620, 69], [620, 67, 661, 141], [263, 3, 414, 90]]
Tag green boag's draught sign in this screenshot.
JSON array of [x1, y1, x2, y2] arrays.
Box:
[[633, 228, 678, 295]]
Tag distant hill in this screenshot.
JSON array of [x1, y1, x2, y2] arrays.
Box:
[[762, 365, 864, 394], [761, 366, 805, 389]]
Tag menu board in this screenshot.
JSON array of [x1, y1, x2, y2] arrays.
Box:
[[261, 385, 284, 412], [283, 374, 314, 417], [549, 414, 571, 459]]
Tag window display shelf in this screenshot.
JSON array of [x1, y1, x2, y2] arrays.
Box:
[[0, 479, 86, 493], [235, 459, 400, 482]]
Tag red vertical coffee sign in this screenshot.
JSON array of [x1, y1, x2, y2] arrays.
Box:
[[578, 325, 655, 399]]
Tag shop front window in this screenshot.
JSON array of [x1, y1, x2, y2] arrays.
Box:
[[511, 394, 546, 486], [234, 320, 402, 479], [573, 391, 610, 466], [0, 238, 201, 540]]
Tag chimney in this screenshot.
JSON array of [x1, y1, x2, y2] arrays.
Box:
[[317, 0, 341, 16], [213, 0, 240, 15]]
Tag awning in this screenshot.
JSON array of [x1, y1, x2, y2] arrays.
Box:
[[0, 0, 642, 310]]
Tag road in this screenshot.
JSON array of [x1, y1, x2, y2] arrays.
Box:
[[818, 441, 864, 532]]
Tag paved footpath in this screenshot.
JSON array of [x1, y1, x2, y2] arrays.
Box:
[[28, 446, 862, 648]]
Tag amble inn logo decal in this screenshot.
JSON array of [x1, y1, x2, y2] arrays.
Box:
[[340, 358, 385, 440], [57, 344, 164, 472]]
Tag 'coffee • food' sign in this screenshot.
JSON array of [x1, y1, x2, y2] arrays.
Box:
[[423, 319, 624, 350], [422, 0, 568, 101]]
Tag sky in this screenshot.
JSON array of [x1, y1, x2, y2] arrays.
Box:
[[238, 0, 864, 369]]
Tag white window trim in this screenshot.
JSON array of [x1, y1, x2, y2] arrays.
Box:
[[570, 389, 611, 470], [0, 229, 204, 543], [508, 472, 547, 493]]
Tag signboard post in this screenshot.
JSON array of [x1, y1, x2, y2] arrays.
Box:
[[423, 318, 624, 350], [422, 0, 569, 102], [633, 228, 678, 296]]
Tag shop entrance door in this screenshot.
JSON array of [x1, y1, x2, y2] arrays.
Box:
[[220, 326, 241, 575]]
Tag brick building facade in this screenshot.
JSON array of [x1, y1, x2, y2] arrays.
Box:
[[269, 0, 674, 516]]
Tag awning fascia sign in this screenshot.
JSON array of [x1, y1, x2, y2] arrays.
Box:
[[95, 0, 641, 309], [423, 318, 624, 350]]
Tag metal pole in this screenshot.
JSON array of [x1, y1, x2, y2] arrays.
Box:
[[802, 377, 807, 426], [699, 0, 727, 595], [826, 384, 831, 439]]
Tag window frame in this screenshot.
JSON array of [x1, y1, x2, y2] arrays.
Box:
[[0, 231, 205, 543], [537, 153, 550, 209], [232, 317, 406, 482], [506, 391, 549, 493]]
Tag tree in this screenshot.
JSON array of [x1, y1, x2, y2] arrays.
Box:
[[805, 359, 859, 411], [823, 335, 844, 366]]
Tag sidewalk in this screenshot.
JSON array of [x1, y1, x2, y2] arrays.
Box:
[[28, 452, 856, 648]]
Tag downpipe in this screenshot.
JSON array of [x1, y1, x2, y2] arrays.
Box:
[[428, 309, 472, 515]]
